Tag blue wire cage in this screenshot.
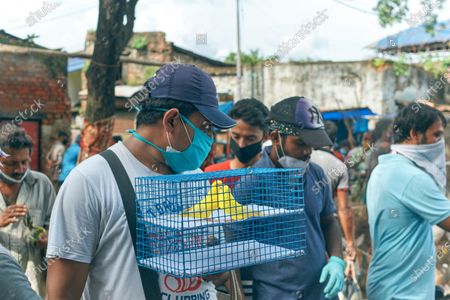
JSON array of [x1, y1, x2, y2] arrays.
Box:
[[135, 168, 307, 278]]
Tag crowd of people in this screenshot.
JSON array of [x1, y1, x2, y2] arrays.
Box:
[[0, 63, 449, 300]]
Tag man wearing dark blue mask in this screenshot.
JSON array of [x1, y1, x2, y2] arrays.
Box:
[[205, 98, 269, 172], [46, 64, 236, 300], [250, 96, 345, 299]]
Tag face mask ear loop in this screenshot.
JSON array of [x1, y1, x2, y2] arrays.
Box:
[[166, 131, 175, 150], [277, 132, 287, 158], [275, 143, 282, 161], [180, 117, 193, 144]]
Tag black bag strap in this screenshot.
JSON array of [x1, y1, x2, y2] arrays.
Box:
[[100, 149, 161, 300]]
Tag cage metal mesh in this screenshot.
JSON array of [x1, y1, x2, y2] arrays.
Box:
[[136, 168, 306, 278]]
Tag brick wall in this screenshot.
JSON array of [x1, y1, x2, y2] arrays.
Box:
[[0, 49, 71, 171], [85, 31, 235, 87]]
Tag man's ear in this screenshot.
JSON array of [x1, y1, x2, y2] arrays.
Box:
[[162, 108, 180, 133], [270, 130, 279, 143], [408, 129, 421, 144]]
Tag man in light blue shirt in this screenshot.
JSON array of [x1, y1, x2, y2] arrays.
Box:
[[367, 103, 450, 299]]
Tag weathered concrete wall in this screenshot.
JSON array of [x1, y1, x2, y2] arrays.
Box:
[[229, 61, 447, 115], [212, 74, 237, 95], [259, 61, 385, 113]]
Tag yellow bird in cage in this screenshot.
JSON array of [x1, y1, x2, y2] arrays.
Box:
[[182, 180, 262, 220]]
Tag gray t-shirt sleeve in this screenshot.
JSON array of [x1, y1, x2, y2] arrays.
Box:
[[0, 248, 41, 300], [316, 167, 337, 216], [46, 169, 100, 264], [337, 166, 349, 190]]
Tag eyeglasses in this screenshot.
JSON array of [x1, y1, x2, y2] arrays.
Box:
[[199, 120, 213, 134]]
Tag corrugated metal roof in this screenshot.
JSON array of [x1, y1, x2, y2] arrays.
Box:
[[0, 29, 47, 49], [368, 19, 450, 51]]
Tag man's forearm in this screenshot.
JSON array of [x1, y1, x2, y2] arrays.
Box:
[[337, 208, 354, 246], [321, 215, 343, 258], [47, 258, 89, 300], [336, 190, 354, 248]]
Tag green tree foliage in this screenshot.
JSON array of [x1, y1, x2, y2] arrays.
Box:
[[131, 35, 148, 50], [393, 53, 411, 77], [420, 54, 450, 76], [225, 49, 266, 66], [374, 0, 446, 33]]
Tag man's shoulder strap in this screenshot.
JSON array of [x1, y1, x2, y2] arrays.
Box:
[[99, 149, 161, 300]]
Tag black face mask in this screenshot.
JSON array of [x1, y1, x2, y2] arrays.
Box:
[[230, 138, 263, 164]]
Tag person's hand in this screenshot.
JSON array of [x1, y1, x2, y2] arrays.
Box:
[[36, 231, 48, 249], [203, 272, 229, 286], [320, 256, 345, 299], [344, 244, 357, 261], [0, 205, 28, 227], [345, 259, 355, 278], [344, 244, 357, 277]]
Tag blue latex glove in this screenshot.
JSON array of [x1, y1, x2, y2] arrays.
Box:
[[319, 256, 345, 298]]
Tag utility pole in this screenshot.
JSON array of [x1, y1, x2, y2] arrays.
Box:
[[235, 0, 242, 101]]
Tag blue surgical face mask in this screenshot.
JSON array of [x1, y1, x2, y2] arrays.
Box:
[[128, 110, 213, 173]]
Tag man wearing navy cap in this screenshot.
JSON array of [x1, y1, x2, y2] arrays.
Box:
[[46, 64, 236, 300], [250, 96, 345, 299]]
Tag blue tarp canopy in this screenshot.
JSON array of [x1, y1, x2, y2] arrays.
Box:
[[68, 57, 84, 73], [219, 101, 234, 115], [322, 107, 376, 120]]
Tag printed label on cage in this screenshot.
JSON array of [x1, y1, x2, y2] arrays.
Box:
[[149, 229, 211, 255], [146, 199, 183, 217]]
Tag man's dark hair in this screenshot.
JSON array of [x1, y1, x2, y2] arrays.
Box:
[[372, 118, 392, 142], [136, 98, 197, 128], [112, 135, 123, 143], [74, 134, 81, 145], [324, 121, 337, 143], [229, 98, 269, 131], [58, 131, 69, 138], [393, 103, 447, 143], [0, 127, 34, 152]]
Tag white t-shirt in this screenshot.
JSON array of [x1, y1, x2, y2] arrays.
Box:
[[160, 274, 217, 300], [47, 142, 215, 300]]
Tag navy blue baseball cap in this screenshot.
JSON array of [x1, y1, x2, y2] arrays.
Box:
[[268, 96, 332, 149], [144, 64, 236, 129]]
